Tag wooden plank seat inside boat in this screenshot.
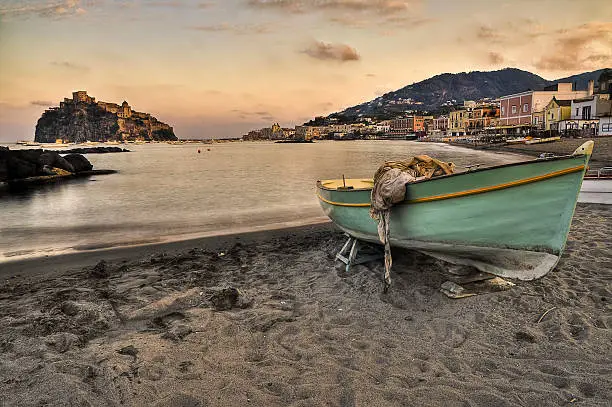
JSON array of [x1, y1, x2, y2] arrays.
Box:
[[319, 179, 374, 190]]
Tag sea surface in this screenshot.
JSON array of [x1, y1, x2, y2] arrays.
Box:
[[1, 141, 530, 263]]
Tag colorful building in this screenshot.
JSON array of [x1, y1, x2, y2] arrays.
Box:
[[466, 104, 499, 132], [389, 116, 423, 135], [543, 97, 571, 131], [448, 110, 468, 136], [497, 83, 590, 132], [433, 116, 449, 132]]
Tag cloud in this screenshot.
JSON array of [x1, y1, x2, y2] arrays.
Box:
[[231, 109, 276, 121], [302, 41, 360, 62], [0, 0, 88, 19], [487, 51, 504, 65], [248, 0, 418, 14], [247, 0, 427, 28], [50, 61, 90, 73], [30, 100, 53, 107], [472, 21, 612, 73], [189, 23, 274, 35], [475, 25, 504, 44], [534, 22, 612, 71]]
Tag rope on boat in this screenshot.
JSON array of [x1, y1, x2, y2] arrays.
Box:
[[370, 156, 456, 288]]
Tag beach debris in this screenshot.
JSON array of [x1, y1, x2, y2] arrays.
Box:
[[441, 276, 515, 299], [537, 307, 558, 323], [210, 287, 252, 311], [90, 260, 109, 278], [440, 281, 477, 299], [118, 345, 139, 359]]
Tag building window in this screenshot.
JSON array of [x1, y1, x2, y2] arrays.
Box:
[[582, 105, 591, 120], [501, 106, 505, 115], [511, 105, 517, 114], [534, 117, 538, 124], [576, 108, 580, 117], [523, 103, 528, 113]]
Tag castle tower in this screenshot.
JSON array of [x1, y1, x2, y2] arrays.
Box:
[[121, 100, 132, 118]]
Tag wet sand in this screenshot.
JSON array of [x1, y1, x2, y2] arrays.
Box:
[[0, 204, 610, 406]]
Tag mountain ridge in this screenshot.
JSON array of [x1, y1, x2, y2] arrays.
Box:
[[319, 68, 608, 123]]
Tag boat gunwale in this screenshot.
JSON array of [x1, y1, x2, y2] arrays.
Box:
[[316, 153, 585, 192]]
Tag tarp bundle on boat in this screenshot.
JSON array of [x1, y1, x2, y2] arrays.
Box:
[[370, 155, 456, 287]]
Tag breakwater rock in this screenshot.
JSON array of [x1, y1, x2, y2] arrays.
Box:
[[0, 147, 116, 189], [60, 146, 130, 154], [35, 91, 177, 143]]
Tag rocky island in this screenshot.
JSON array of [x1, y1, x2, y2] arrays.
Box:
[[35, 91, 177, 143]]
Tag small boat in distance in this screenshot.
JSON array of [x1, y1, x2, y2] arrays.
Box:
[[316, 141, 594, 282]]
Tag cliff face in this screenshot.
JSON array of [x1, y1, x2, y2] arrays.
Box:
[[35, 94, 177, 142]]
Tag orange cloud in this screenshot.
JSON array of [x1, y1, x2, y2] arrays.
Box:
[[534, 22, 612, 71], [487, 52, 504, 65], [302, 41, 360, 62], [248, 0, 425, 27], [0, 0, 88, 19]]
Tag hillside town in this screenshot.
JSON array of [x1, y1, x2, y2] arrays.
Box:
[[244, 70, 612, 143]]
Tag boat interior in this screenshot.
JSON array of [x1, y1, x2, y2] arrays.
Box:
[[319, 179, 374, 191]]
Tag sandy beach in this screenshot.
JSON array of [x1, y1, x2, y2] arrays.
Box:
[[0, 203, 610, 406]]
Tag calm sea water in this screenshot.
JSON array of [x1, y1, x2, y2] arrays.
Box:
[[0, 141, 526, 263]]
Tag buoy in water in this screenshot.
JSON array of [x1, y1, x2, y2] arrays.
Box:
[[197, 149, 201, 153], [207, 148, 211, 151]]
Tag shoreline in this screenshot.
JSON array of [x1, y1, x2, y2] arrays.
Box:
[[0, 221, 333, 277]]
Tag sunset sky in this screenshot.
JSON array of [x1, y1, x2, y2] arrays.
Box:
[[1, 0, 611, 140]]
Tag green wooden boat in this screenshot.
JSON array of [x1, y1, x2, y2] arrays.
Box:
[[316, 141, 594, 280]]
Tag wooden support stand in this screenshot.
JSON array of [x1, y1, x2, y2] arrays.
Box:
[[336, 235, 383, 272]]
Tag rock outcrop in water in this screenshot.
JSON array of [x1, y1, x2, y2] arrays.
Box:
[[0, 148, 93, 181], [35, 91, 177, 143], [0, 148, 116, 190]]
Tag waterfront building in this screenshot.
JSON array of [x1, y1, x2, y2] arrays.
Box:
[[497, 83, 590, 132], [375, 124, 390, 133], [414, 116, 425, 132], [448, 110, 468, 136], [295, 126, 320, 140], [466, 104, 499, 133], [433, 115, 449, 132], [389, 116, 423, 135], [595, 69, 612, 99], [543, 97, 572, 131]]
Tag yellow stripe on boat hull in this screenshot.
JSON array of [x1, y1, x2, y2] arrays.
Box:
[[317, 165, 585, 207]]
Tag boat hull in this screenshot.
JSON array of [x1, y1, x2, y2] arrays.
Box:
[[317, 152, 591, 280]]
